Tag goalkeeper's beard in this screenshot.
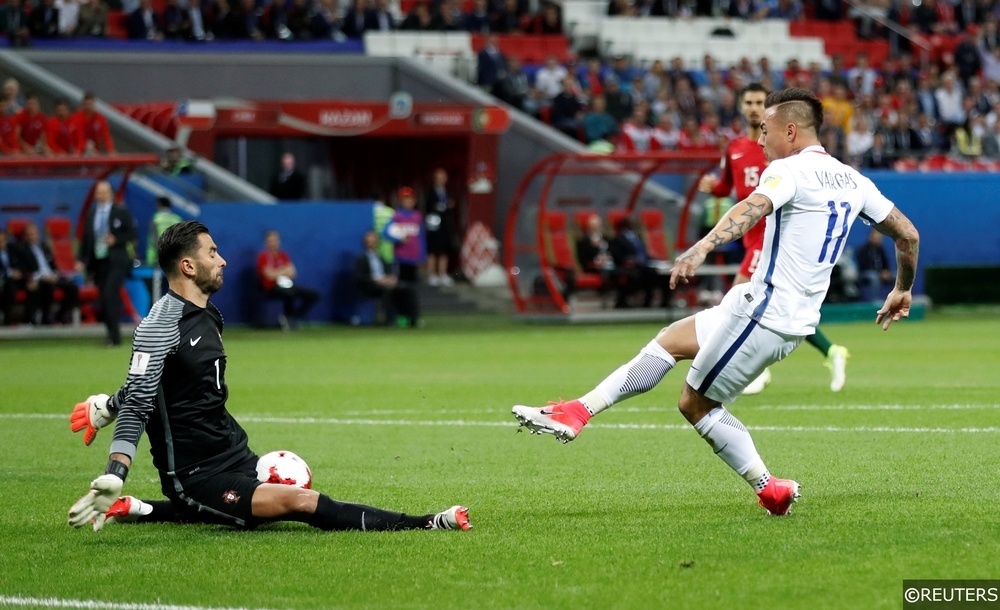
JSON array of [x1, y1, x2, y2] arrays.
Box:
[[194, 261, 224, 295]]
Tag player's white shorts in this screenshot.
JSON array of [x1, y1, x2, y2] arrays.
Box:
[[688, 286, 804, 404]]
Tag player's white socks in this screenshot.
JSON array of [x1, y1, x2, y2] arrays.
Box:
[[579, 340, 676, 416], [692, 406, 770, 491]]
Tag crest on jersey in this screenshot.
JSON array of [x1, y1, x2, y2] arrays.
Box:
[[222, 490, 241, 504], [129, 352, 150, 375], [761, 175, 781, 189]]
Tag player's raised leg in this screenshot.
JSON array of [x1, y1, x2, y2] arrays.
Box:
[[512, 317, 700, 443], [807, 328, 850, 392]]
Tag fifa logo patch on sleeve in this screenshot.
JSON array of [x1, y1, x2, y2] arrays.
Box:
[[762, 175, 781, 189], [129, 352, 150, 375]]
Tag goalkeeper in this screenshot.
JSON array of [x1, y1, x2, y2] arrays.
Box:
[[68, 221, 470, 533]]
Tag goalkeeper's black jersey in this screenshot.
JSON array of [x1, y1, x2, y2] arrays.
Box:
[[110, 290, 253, 490]]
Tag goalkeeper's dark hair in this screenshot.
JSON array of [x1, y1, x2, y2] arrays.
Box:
[[765, 87, 824, 133], [740, 82, 769, 101], [158, 220, 210, 277]]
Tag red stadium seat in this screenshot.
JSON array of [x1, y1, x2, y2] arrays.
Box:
[[544, 210, 605, 291], [639, 209, 670, 261], [45, 216, 72, 241]]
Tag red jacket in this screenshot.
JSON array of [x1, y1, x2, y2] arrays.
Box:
[[257, 249, 292, 291], [70, 110, 115, 153]]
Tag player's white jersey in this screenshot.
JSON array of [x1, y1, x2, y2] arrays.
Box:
[[742, 145, 895, 335]]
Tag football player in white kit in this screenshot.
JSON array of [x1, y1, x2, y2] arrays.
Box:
[[513, 88, 920, 516]]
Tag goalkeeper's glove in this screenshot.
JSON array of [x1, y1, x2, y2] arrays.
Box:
[[67, 474, 124, 532], [70, 394, 115, 446]]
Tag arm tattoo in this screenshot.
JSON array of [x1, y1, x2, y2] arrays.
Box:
[[875, 208, 920, 291], [703, 194, 772, 250]]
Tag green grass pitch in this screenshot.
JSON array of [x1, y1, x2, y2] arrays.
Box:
[[1, 310, 999, 610]]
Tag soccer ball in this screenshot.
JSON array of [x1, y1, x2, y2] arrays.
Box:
[[256, 450, 312, 489]]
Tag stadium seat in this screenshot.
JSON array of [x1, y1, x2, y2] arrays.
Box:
[[606, 209, 628, 232], [573, 210, 598, 233], [543, 210, 605, 294], [45, 216, 72, 241], [6, 218, 30, 242], [639, 209, 670, 261]]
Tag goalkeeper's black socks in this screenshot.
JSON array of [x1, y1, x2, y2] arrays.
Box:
[[308, 494, 430, 531]]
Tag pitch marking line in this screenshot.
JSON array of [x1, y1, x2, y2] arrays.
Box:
[[0, 595, 276, 610], [3, 412, 999, 433]]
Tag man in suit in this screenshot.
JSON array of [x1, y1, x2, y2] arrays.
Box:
[[354, 230, 418, 327], [0, 227, 28, 325], [476, 34, 508, 97], [270, 152, 307, 200], [17, 221, 79, 325], [77, 180, 137, 346]]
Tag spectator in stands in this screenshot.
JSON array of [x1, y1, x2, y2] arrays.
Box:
[[980, 19, 1000, 53], [0, 96, 19, 154], [672, 77, 698, 117], [955, 0, 982, 31], [847, 53, 878, 97], [256, 229, 320, 330], [844, 114, 872, 167], [341, 0, 369, 37], [583, 94, 617, 145], [76, 0, 108, 37], [146, 196, 183, 266], [821, 76, 854, 135], [935, 71, 967, 136], [76, 180, 136, 346], [619, 103, 653, 152], [2, 79, 23, 114], [0, 227, 27, 325], [399, 0, 433, 30], [127, 0, 164, 40], [430, 0, 462, 30], [386, 187, 425, 289], [72, 92, 115, 154], [954, 27, 982, 87], [16, 93, 49, 156], [953, 115, 984, 157], [524, 0, 561, 35], [16, 221, 79, 325], [728, 0, 765, 20], [966, 77, 992, 116], [161, 146, 194, 175], [476, 34, 508, 97], [0, 0, 31, 47], [979, 39, 1000, 84], [369, 0, 395, 31], [424, 167, 457, 287], [763, 0, 802, 20], [355, 230, 419, 327], [463, 0, 491, 33], [28, 0, 60, 38], [262, 0, 293, 39], [856, 229, 893, 302], [46, 98, 79, 156], [550, 74, 584, 138], [56, 0, 81, 36], [270, 152, 307, 200], [983, 119, 1000, 157], [491, 0, 525, 34], [533, 54, 567, 102], [651, 113, 680, 150], [163, 0, 187, 39], [310, 0, 344, 39], [861, 130, 894, 168], [602, 75, 633, 123], [575, 213, 617, 295], [498, 56, 538, 116], [913, 112, 944, 152]]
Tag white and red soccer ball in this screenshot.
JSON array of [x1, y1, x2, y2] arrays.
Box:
[[256, 450, 312, 489]]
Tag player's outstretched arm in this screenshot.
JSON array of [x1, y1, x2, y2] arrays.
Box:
[[70, 394, 117, 446], [874, 207, 920, 331], [68, 455, 132, 532], [671, 193, 773, 289]]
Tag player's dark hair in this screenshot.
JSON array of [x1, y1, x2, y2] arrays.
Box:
[[740, 82, 769, 101], [158, 220, 209, 277], [765, 87, 824, 133]]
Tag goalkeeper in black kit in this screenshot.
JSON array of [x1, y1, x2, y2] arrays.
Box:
[[68, 220, 471, 533]]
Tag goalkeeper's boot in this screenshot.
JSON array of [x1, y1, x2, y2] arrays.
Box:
[[757, 477, 801, 516], [104, 496, 142, 525], [429, 505, 471, 531], [742, 368, 772, 396], [512, 399, 591, 443], [826, 345, 849, 392]]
